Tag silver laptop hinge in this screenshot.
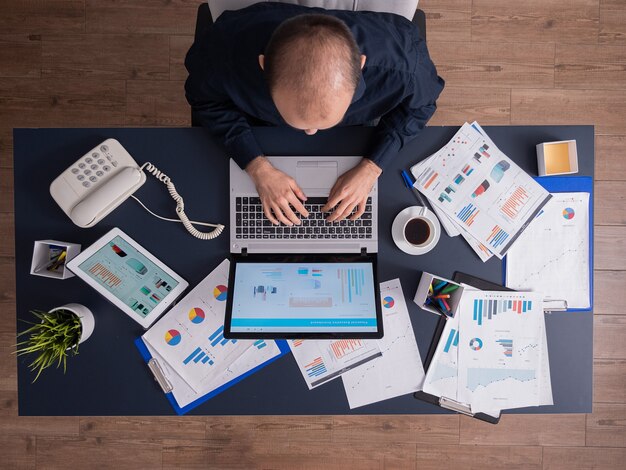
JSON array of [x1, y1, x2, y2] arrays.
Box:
[[242, 248, 248, 256]]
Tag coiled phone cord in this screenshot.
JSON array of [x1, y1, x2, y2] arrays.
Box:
[[131, 162, 225, 240]]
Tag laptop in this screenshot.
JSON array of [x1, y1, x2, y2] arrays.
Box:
[[224, 156, 383, 339]]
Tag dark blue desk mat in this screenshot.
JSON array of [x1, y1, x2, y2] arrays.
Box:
[[13, 125, 594, 415]]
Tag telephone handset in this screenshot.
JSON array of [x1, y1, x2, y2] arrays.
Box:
[[50, 139, 224, 240]]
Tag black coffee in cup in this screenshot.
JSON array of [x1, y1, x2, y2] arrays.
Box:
[[404, 218, 431, 246]]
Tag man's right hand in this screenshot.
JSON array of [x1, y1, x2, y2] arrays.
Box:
[[245, 156, 309, 226]]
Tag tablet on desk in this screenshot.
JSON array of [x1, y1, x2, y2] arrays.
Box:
[[224, 253, 383, 339], [67, 227, 188, 328]]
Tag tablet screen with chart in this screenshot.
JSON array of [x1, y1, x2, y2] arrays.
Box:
[[67, 228, 188, 328], [77, 235, 179, 318], [228, 261, 382, 338]]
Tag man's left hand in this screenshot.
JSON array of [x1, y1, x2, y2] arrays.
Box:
[[322, 159, 382, 222]]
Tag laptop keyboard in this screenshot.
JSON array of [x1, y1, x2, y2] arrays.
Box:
[[235, 196, 373, 240]]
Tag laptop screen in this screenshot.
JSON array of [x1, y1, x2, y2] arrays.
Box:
[[225, 258, 382, 338]]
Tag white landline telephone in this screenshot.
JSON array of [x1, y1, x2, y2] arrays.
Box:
[[50, 138, 224, 240]]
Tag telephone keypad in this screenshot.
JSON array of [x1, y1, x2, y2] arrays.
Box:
[[70, 152, 119, 187]]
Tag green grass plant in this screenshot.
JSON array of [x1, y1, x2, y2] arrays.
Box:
[[16, 309, 82, 382]]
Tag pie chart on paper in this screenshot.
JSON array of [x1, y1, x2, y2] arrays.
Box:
[[213, 285, 227, 301], [563, 207, 575, 220], [382, 296, 395, 309], [188, 307, 205, 324], [165, 329, 181, 346]]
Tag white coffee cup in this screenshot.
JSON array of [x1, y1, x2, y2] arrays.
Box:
[[392, 206, 441, 255]]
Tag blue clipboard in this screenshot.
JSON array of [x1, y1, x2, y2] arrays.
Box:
[[135, 337, 290, 415], [503, 175, 593, 312]]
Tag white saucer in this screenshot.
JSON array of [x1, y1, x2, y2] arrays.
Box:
[[392, 206, 441, 255]]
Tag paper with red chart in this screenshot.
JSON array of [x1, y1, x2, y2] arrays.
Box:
[[289, 337, 381, 390], [411, 122, 552, 259]]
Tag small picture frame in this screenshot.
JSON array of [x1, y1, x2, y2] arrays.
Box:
[[30, 240, 81, 280]]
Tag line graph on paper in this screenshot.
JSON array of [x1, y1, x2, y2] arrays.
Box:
[[512, 237, 586, 287], [506, 193, 590, 309], [347, 323, 414, 390], [466, 368, 536, 392]]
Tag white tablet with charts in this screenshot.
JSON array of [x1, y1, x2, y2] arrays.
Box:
[[67, 227, 188, 328]]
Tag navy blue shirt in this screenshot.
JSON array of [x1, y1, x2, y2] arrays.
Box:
[[185, 2, 444, 171]]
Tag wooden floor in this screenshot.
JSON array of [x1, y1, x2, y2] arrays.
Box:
[[1, 0, 625, 468]]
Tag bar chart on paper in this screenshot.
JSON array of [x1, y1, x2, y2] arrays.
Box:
[[331, 339, 366, 359], [423, 313, 460, 399], [443, 328, 459, 353], [457, 289, 548, 411], [289, 336, 381, 389], [209, 325, 237, 347], [473, 298, 533, 325]]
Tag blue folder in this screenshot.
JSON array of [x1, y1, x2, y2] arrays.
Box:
[[135, 337, 290, 415], [503, 175, 593, 312]]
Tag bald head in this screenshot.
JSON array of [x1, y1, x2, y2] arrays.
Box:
[[260, 14, 365, 134]]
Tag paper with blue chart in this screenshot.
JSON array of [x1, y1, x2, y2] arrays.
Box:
[[411, 122, 552, 260], [457, 290, 552, 413], [142, 334, 281, 409], [142, 259, 276, 393], [423, 307, 461, 401], [506, 193, 590, 309], [341, 279, 425, 409]]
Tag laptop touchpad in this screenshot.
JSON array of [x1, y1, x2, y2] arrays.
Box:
[[295, 160, 338, 190]]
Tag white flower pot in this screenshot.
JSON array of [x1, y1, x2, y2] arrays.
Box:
[[48, 303, 95, 345]]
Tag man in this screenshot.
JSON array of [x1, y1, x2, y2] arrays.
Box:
[[185, 2, 444, 226]]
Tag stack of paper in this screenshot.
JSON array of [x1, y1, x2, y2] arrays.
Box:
[[141, 259, 283, 408], [423, 288, 553, 416], [411, 122, 552, 262], [289, 279, 425, 409]]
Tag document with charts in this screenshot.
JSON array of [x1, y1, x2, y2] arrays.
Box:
[[142, 335, 281, 408], [142, 259, 251, 392], [411, 122, 552, 259], [457, 290, 551, 412], [342, 279, 425, 409], [506, 193, 590, 309], [289, 337, 381, 390], [422, 306, 460, 401]]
